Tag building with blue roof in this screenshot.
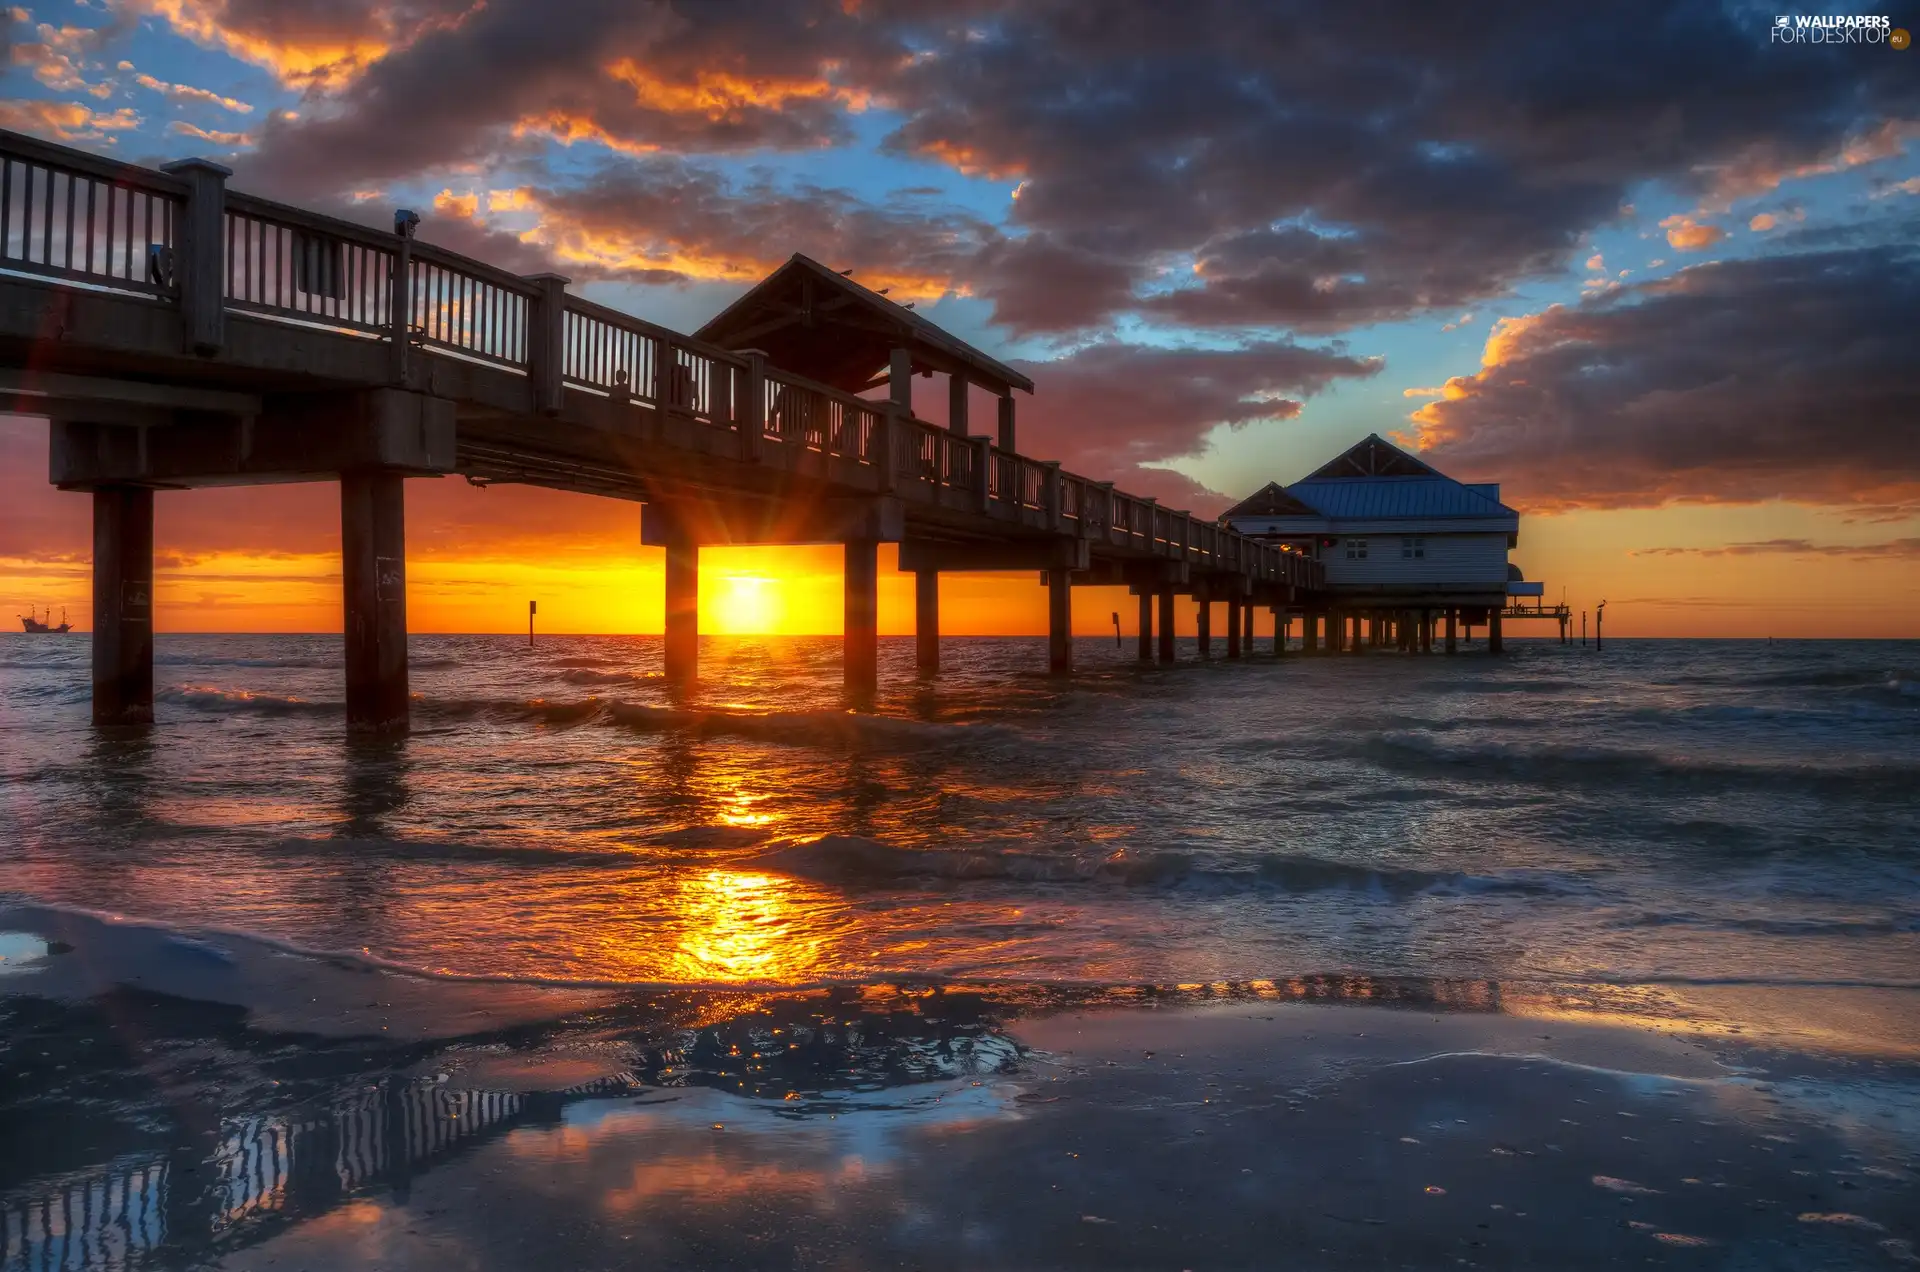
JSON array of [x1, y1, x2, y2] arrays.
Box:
[[1222, 434, 1550, 649]]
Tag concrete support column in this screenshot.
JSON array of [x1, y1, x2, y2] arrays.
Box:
[[1196, 597, 1212, 658], [1304, 612, 1319, 653], [91, 485, 154, 726], [663, 535, 699, 684], [341, 471, 409, 733], [1445, 609, 1458, 654], [1136, 591, 1153, 662], [914, 569, 939, 675], [1350, 612, 1364, 655], [1273, 609, 1287, 655], [1243, 601, 1255, 654], [1046, 569, 1072, 675], [1226, 598, 1242, 658], [1488, 610, 1505, 655], [1421, 610, 1434, 654], [845, 539, 879, 698], [1157, 590, 1176, 663]]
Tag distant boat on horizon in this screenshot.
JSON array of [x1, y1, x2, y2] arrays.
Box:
[[18, 607, 71, 634]]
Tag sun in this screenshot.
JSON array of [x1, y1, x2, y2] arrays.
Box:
[[712, 572, 777, 633]]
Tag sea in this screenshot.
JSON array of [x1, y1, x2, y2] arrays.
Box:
[[2, 633, 1916, 1007]]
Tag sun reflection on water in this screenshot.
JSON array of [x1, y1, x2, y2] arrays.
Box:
[[668, 868, 831, 983]]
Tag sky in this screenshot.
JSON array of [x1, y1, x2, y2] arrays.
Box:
[[3, 0, 1918, 637]]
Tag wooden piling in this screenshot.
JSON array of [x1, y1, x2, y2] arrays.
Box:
[[91, 485, 154, 726], [341, 470, 409, 732], [845, 538, 879, 697], [914, 569, 939, 674]]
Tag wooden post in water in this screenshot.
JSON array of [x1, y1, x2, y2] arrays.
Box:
[[1594, 601, 1605, 651], [845, 538, 879, 698], [1243, 601, 1255, 655], [914, 570, 939, 675], [528, 599, 536, 649], [1157, 589, 1176, 663], [1136, 591, 1153, 662], [1226, 597, 1242, 658], [663, 534, 698, 684], [92, 484, 154, 726], [341, 470, 409, 733], [1046, 568, 1072, 674], [1445, 608, 1458, 654], [1195, 592, 1212, 658], [1488, 609, 1504, 655]]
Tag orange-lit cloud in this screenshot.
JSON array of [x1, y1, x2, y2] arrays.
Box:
[[168, 120, 252, 148], [0, 99, 141, 141], [1657, 214, 1724, 251], [1411, 247, 1920, 516]]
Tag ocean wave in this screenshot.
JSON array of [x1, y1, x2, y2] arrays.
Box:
[[550, 656, 622, 669], [1614, 910, 1920, 938], [416, 696, 609, 726], [1358, 731, 1920, 797], [748, 835, 1578, 896], [155, 654, 338, 669], [158, 685, 336, 716], [607, 702, 1013, 751], [258, 835, 650, 868], [10, 897, 1919, 1001], [558, 667, 658, 686]]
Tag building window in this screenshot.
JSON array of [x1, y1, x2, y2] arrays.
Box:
[[1345, 538, 1368, 559], [1402, 536, 1425, 559]]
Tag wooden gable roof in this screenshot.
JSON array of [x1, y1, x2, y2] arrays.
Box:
[[693, 254, 1035, 397], [1306, 433, 1440, 479], [1220, 481, 1321, 519]]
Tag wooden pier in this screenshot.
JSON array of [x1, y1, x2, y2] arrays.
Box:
[[0, 129, 1324, 731]]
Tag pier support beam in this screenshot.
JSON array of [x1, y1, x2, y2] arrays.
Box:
[[1137, 591, 1153, 662], [1488, 610, 1504, 655], [1243, 602, 1255, 655], [663, 535, 699, 684], [1157, 590, 1176, 663], [1350, 612, 1364, 655], [845, 539, 879, 698], [341, 471, 409, 733], [1421, 610, 1434, 654], [1226, 598, 1242, 658], [1304, 612, 1319, 654], [91, 485, 154, 726], [1047, 568, 1072, 675], [914, 570, 939, 675], [1273, 609, 1287, 655], [1445, 609, 1458, 654], [1196, 596, 1212, 658]]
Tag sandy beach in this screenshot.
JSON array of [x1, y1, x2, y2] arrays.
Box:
[[5, 902, 1917, 1270]]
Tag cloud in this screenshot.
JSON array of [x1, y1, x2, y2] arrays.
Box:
[[221, 1, 897, 199], [1658, 214, 1725, 250], [1007, 339, 1383, 511], [1585, 253, 1605, 271], [416, 159, 1000, 298], [1634, 538, 1920, 559], [0, 99, 141, 141], [132, 71, 253, 113], [1748, 212, 1776, 232], [875, 2, 1920, 332], [1408, 243, 1920, 514], [169, 120, 253, 148]]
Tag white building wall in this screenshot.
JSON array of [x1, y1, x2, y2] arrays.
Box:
[[1320, 531, 1509, 587]]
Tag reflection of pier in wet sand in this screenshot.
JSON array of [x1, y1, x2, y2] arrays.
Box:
[[0, 976, 1499, 1271]]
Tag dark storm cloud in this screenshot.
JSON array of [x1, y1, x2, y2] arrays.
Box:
[[1411, 245, 1920, 512], [878, 1, 1920, 331], [178, 0, 1919, 335], [1007, 339, 1383, 510]]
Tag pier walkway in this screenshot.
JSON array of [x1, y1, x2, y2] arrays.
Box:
[[0, 129, 1323, 729]]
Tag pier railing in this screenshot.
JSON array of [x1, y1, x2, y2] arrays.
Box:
[[0, 129, 1319, 592]]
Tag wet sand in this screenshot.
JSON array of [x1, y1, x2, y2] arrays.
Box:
[[3, 904, 1918, 1270]]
